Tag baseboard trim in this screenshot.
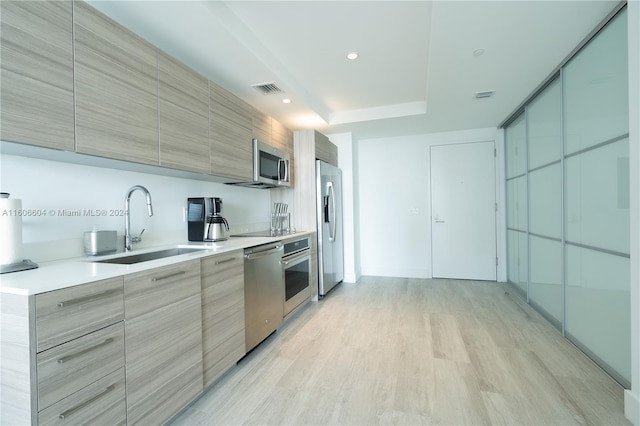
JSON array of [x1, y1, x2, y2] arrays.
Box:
[[625, 389, 640, 425], [344, 272, 358, 283]]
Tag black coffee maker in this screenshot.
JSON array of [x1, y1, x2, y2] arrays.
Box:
[[187, 197, 227, 241]]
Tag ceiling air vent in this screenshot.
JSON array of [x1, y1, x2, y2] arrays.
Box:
[[252, 82, 284, 95], [474, 90, 495, 99]]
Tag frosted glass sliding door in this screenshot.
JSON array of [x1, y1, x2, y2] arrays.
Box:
[[565, 246, 630, 383], [505, 115, 527, 296], [502, 6, 629, 386], [527, 78, 562, 325], [563, 9, 629, 385]]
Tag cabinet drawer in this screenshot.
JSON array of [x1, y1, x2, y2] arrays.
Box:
[[37, 322, 124, 410], [37, 367, 126, 426], [35, 277, 124, 352], [124, 259, 200, 319]]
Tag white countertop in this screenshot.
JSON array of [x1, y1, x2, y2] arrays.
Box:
[[0, 231, 314, 296]]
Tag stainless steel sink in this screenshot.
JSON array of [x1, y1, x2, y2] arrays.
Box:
[[93, 248, 205, 265]]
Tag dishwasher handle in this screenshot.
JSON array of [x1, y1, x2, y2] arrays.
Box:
[[244, 245, 283, 261]]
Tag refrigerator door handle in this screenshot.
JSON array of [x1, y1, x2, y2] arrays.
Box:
[[323, 195, 330, 223], [328, 182, 336, 242]]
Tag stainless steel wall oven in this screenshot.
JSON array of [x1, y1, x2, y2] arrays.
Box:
[[282, 236, 311, 316]]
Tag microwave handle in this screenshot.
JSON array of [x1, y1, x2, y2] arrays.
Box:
[[278, 159, 289, 183]]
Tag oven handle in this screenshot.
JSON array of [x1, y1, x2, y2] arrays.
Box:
[[245, 245, 283, 261], [281, 250, 310, 266]]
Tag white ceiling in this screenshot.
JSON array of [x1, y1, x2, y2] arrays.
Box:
[[87, 0, 621, 140]]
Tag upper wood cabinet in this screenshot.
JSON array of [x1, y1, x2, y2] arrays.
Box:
[[293, 130, 337, 231], [0, 0, 75, 151], [251, 107, 271, 144], [250, 110, 294, 156], [270, 119, 293, 156], [3, 0, 295, 184], [209, 81, 253, 181], [315, 131, 338, 166], [272, 119, 295, 186], [74, 1, 159, 166], [158, 51, 210, 174]]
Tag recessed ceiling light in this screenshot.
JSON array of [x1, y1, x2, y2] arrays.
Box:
[[473, 49, 485, 57], [346, 52, 359, 60], [282, 98, 292, 104]]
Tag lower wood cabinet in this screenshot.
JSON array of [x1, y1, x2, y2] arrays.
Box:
[[124, 260, 203, 425], [1, 249, 264, 424], [31, 277, 127, 425], [201, 251, 246, 388], [37, 367, 126, 426], [35, 277, 124, 352], [36, 322, 125, 411]]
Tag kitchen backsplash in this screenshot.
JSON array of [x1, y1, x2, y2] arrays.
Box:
[[1, 154, 271, 262]]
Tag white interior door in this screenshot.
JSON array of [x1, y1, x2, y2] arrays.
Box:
[[430, 141, 497, 280]]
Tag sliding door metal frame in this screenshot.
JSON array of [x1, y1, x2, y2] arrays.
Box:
[[560, 67, 567, 337], [565, 240, 631, 259], [565, 133, 630, 159], [528, 159, 561, 174], [504, 115, 527, 293], [529, 232, 561, 243], [525, 107, 531, 304]]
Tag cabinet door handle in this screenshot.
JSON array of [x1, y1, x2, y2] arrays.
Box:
[[57, 338, 115, 364], [58, 384, 116, 420], [215, 257, 236, 265], [151, 271, 186, 282], [57, 288, 121, 308]]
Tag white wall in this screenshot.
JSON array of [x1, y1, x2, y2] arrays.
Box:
[[625, 1, 640, 424], [327, 132, 360, 283], [0, 154, 271, 261], [355, 127, 500, 279]]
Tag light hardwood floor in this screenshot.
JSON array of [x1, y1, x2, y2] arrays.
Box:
[[171, 277, 630, 425]]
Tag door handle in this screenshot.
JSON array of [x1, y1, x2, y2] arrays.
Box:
[[434, 220, 445, 223]]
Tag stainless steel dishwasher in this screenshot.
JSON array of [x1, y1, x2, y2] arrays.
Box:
[[243, 241, 284, 352]]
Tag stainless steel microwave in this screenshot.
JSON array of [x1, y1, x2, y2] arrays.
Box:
[[229, 139, 290, 188], [253, 139, 290, 188]]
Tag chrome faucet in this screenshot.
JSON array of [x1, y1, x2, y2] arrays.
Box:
[[124, 185, 153, 251]]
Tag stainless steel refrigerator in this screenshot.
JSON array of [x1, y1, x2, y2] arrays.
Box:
[[316, 159, 344, 297]]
